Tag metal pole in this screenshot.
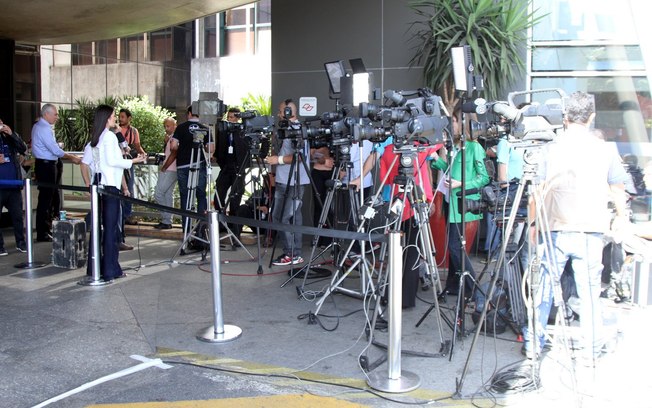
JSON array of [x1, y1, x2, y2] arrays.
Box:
[[78, 184, 111, 286], [15, 178, 47, 269], [367, 230, 420, 393], [197, 210, 242, 343]]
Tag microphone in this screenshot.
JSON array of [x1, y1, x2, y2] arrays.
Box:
[[492, 102, 520, 121], [461, 98, 488, 114]]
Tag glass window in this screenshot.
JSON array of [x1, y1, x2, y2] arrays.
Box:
[[204, 15, 217, 58], [257, 0, 271, 24], [150, 28, 172, 62], [72, 43, 93, 66], [226, 8, 247, 26], [533, 46, 646, 72], [532, 0, 638, 42]]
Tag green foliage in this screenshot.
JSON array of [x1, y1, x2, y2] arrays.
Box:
[[409, 0, 544, 109], [54, 95, 174, 152], [240, 93, 272, 116], [117, 96, 175, 153]]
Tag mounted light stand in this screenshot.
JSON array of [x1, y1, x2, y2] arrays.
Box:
[[451, 45, 484, 99]]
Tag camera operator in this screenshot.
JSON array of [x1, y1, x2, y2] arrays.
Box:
[[170, 106, 214, 230], [153, 117, 177, 229], [431, 108, 490, 298], [522, 91, 628, 364], [215, 107, 247, 230], [265, 99, 310, 266]]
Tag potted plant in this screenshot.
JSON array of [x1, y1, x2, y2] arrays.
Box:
[[409, 0, 543, 110]]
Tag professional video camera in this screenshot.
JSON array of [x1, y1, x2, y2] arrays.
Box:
[[354, 88, 449, 146], [466, 89, 566, 141], [458, 182, 527, 216], [277, 109, 355, 147], [215, 110, 274, 157]]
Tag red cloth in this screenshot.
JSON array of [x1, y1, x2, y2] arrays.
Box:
[[379, 143, 441, 221]]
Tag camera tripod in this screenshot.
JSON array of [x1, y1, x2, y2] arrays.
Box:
[[455, 146, 572, 395], [356, 145, 448, 373], [288, 142, 373, 296], [222, 139, 271, 273]]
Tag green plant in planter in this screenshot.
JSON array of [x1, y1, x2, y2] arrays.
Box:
[[240, 93, 272, 116], [409, 0, 543, 111], [117, 96, 175, 154]]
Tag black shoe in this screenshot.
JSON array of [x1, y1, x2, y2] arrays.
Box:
[[119, 242, 133, 251], [154, 223, 172, 230], [16, 243, 27, 253]]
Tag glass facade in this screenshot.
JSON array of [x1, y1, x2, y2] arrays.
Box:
[[35, 23, 193, 121], [200, 0, 271, 58], [531, 0, 652, 220]]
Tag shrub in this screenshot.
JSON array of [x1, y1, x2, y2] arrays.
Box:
[[117, 96, 176, 154]]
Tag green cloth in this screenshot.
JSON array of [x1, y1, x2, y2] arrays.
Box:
[[431, 141, 490, 223]]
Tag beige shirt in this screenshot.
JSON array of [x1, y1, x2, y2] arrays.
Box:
[[541, 124, 628, 233]]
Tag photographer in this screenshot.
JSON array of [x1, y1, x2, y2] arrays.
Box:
[[265, 99, 310, 266], [215, 107, 247, 229], [153, 117, 177, 229]]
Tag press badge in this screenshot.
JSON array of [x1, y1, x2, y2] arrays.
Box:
[[228, 146, 234, 154]]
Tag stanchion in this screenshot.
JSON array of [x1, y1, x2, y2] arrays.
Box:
[[78, 185, 111, 286], [197, 210, 242, 343], [15, 178, 47, 269], [367, 231, 420, 393]]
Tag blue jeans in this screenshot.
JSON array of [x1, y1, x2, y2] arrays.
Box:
[[122, 166, 135, 218], [523, 231, 604, 359], [177, 166, 207, 232], [272, 183, 303, 257]]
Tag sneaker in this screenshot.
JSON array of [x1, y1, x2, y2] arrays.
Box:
[[291, 256, 304, 265], [272, 254, 293, 266], [153, 223, 172, 230], [0, 248, 7, 256], [16, 243, 27, 253], [273, 254, 304, 266]]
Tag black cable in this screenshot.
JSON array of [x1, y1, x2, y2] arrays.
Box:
[[160, 359, 454, 406], [486, 360, 541, 395]]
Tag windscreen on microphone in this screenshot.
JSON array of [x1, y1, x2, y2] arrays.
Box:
[[492, 103, 520, 121], [461, 98, 488, 114]]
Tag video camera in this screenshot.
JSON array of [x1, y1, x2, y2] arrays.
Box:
[[354, 88, 449, 146], [467, 89, 566, 141], [458, 182, 527, 216]]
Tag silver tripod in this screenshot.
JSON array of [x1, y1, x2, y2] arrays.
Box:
[[455, 143, 572, 395]]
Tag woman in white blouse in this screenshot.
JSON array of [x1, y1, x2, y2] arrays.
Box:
[[90, 105, 146, 280]]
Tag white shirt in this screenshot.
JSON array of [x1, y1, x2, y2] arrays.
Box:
[[97, 128, 132, 188]]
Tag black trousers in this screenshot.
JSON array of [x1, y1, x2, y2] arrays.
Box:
[[35, 159, 57, 239], [216, 166, 244, 222]]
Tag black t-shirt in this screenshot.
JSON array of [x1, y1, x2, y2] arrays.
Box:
[[173, 119, 209, 167]]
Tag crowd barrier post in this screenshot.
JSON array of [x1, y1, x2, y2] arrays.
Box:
[[197, 210, 242, 343], [15, 178, 47, 269], [366, 230, 420, 393], [78, 185, 110, 286]]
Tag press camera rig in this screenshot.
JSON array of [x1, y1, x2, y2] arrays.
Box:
[[467, 88, 567, 142], [276, 88, 449, 148]]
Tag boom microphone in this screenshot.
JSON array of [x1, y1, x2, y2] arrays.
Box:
[[462, 98, 488, 114], [492, 102, 520, 121]]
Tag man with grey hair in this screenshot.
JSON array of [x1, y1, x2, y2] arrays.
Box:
[[522, 91, 629, 366], [31, 103, 81, 242]]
